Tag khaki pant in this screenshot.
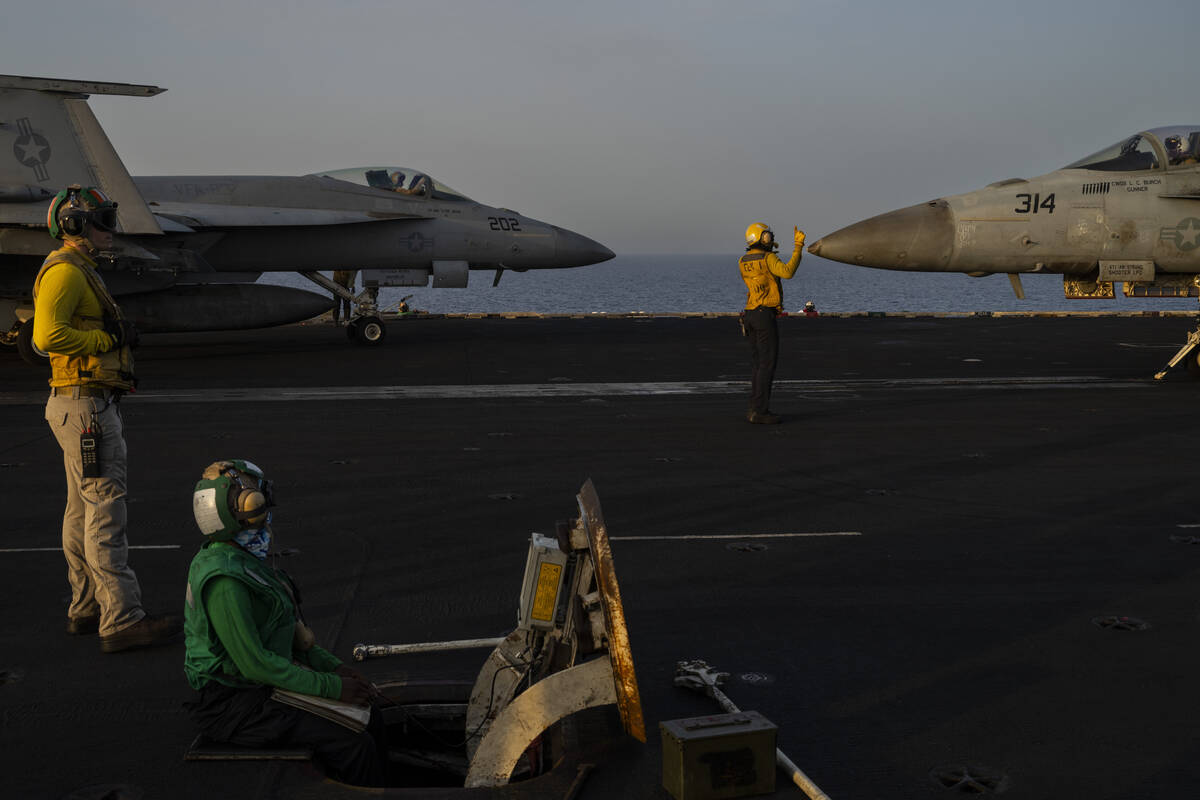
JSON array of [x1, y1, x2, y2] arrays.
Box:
[[45, 392, 144, 635]]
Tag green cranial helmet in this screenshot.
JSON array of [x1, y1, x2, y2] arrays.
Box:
[[192, 460, 275, 541], [46, 184, 118, 240]]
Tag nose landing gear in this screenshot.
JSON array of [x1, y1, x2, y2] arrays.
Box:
[[300, 270, 388, 346], [347, 315, 386, 345]]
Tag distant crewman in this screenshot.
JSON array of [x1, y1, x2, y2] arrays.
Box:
[[739, 222, 804, 424], [802, 301, 819, 317], [184, 460, 386, 786], [32, 184, 181, 652], [332, 269, 357, 324]]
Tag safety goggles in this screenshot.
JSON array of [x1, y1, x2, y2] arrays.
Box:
[[89, 207, 119, 233]]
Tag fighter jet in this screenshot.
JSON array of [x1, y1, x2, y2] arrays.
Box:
[[0, 75, 614, 358], [807, 126, 1200, 378]]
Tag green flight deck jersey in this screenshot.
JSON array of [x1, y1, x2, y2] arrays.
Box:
[[184, 541, 342, 699]]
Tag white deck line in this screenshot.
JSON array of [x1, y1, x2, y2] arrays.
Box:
[[0, 376, 1148, 406], [610, 532, 861, 541]]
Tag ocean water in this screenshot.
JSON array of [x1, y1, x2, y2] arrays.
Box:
[[259, 254, 1200, 315]]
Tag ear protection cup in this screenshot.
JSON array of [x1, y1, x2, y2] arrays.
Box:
[[47, 186, 79, 239], [59, 208, 87, 237], [234, 488, 268, 526]]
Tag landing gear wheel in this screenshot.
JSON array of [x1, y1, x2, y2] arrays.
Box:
[[16, 318, 48, 368], [354, 315, 386, 346]]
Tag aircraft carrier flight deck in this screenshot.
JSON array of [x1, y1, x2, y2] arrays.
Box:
[[3, 313, 1200, 799]]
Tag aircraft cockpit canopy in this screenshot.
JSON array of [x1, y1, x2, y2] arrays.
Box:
[[310, 167, 474, 201], [1063, 127, 1200, 172]]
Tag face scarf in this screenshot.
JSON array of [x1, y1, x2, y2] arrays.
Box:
[[233, 514, 272, 560]]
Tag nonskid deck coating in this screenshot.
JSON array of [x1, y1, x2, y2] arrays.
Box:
[[2, 315, 1199, 799]]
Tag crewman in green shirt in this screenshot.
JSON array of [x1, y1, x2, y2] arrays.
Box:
[[184, 460, 386, 786]]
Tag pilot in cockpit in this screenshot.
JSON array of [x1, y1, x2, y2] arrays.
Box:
[[389, 171, 429, 196], [1166, 135, 1197, 166]]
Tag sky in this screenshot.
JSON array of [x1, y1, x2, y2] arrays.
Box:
[[3, 0, 1198, 254]]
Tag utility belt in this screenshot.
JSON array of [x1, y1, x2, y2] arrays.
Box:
[[739, 306, 779, 336], [50, 385, 123, 401]]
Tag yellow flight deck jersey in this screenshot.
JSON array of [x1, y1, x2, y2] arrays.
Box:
[[740, 247, 801, 311], [32, 243, 135, 390]]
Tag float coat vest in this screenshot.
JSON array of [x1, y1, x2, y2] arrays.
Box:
[[739, 246, 801, 311], [32, 245, 135, 390], [182, 541, 340, 698]]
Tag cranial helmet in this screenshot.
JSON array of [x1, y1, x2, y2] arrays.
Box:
[[46, 184, 118, 240], [192, 460, 275, 541], [744, 222, 773, 249]]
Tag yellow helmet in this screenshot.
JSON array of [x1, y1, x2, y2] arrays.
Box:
[[745, 222, 773, 249]]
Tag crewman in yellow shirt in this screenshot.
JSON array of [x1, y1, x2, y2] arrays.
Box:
[[739, 222, 804, 424], [33, 184, 181, 653]]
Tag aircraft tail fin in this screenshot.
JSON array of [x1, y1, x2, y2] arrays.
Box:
[[0, 75, 164, 234]]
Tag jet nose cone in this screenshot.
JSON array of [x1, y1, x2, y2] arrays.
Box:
[[808, 200, 955, 271], [554, 227, 615, 267]]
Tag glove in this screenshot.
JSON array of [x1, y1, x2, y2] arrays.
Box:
[[105, 318, 140, 350], [794, 227, 806, 248]]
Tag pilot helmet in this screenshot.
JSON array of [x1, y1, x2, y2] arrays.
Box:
[[744, 222, 774, 249], [192, 460, 275, 541], [46, 184, 118, 240], [1166, 135, 1184, 153]]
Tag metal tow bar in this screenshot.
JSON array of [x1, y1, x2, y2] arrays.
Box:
[[674, 659, 832, 800], [352, 637, 506, 661]]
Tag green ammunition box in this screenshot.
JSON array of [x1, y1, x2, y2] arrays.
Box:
[[660, 711, 777, 800]]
